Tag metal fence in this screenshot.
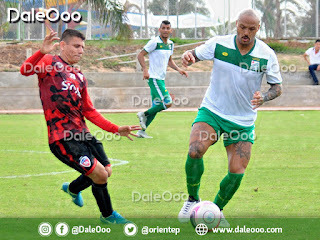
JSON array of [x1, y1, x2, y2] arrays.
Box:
[[0, 0, 319, 40]]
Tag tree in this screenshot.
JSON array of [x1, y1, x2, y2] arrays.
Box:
[[254, 0, 302, 38], [87, 0, 130, 39], [211, 19, 236, 36], [298, 0, 320, 37], [2, 0, 129, 39], [148, 0, 210, 38], [148, 0, 209, 17], [254, 0, 276, 38]]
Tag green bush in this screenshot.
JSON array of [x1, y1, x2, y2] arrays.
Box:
[[267, 42, 306, 54]]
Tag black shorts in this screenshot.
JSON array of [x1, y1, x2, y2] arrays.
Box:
[[50, 134, 110, 176]]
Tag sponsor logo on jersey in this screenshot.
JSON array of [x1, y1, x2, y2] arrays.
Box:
[[69, 73, 76, 80], [79, 156, 91, 168], [61, 80, 81, 98], [222, 52, 228, 56], [250, 60, 260, 71]]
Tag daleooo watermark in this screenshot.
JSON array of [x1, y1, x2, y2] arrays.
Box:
[[63, 130, 121, 142], [200, 130, 256, 142], [132, 191, 188, 202], [239, 62, 297, 74], [7, 8, 82, 24], [132, 96, 189, 107], [21, 62, 81, 75]]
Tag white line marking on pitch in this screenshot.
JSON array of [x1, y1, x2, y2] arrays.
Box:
[[0, 149, 129, 179]]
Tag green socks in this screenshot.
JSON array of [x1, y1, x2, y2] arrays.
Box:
[[185, 155, 244, 209], [185, 155, 204, 201], [145, 113, 157, 128], [214, 172, 244, 210], [144, 102, 165, 128], [145, 103, 165, 116]]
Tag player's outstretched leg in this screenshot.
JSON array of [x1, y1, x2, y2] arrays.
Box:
[[213, 141, 252, 227], [93, 182, 130, 224], [137, 80, 173, 138], [178, 122, 217, 222], [137, 112, 148, 130], [61, 182, 84, 207], [137, 111, 158, 138], [89, 163, 130, 224], [61, 174, 93, 207]]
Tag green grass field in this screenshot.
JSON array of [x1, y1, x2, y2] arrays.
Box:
[[0, 111, 319, 220]]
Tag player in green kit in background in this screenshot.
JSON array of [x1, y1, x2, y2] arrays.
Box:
[[178, 9, 282, 226], [136, 20, 188, 138]]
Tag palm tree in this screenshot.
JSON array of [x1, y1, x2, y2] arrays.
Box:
[[298, 0, 320, 37], [254, 0, 301, 38], [144, 0, 148, 38], [87, 0, 130, 39], [254, 0, 276, 38], [2, 0, 129, 39]]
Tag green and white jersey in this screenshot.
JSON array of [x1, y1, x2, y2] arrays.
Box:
[[144, 36, 174, 80], [195, 34, 282, 127]]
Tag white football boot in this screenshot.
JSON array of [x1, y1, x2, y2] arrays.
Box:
[[178, 198, 201, 223], [137, 112, 147, 130], [218, 211, 230, 228], [137, 130, 153, 139]]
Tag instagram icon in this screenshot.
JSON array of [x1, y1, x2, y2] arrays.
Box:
[[38, 222, 53, 237]]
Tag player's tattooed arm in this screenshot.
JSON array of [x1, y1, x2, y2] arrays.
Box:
[[251, 84, 282, 109], [262, 83, 282, 102], [189, 50, 201, 63]]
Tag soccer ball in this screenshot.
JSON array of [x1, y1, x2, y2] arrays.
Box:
[[190, 201, 221, 229]]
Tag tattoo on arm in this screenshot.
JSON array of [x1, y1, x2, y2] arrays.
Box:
[[191, 50, 201, 63], [262, 84, 282, 102]]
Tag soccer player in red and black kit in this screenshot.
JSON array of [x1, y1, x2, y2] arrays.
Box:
[[20, 29, 140, 224]]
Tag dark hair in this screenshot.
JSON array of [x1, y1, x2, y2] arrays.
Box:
[[160, 20, 171, 27], [61, 29, 85, 42], [316, 39, 320, 43]]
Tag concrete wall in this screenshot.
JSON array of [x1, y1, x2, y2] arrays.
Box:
[[0, 71, 319, 110]]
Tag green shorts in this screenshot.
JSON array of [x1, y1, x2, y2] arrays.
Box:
[[148, 78, 172, 108], [193, 107, 255, 147]]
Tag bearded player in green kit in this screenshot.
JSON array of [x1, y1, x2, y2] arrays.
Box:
[[136, 20, 188, 138], [178, 9, 282, 227]]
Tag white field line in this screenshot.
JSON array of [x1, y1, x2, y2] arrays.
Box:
[[0, 149, 129, 179]]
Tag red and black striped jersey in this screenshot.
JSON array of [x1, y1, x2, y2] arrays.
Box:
[[20, 50, 119, 144]]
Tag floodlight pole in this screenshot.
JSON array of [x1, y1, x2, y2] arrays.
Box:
[[223, 0, 226, 34], [176, 0, 180, 37], [194, 2, 197, 38], [140, 0, 143, 38], [167, 0, 169, 20], [284, 0, 287, 38], [228, 0, 231, 34], [42, 0, 45, 39], [17, 1, 21, 40], [65, 0, 68, 31], [86, 0, 92, 40], [317, 0, 319, 38]]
